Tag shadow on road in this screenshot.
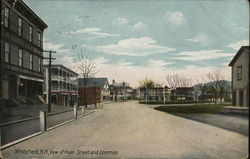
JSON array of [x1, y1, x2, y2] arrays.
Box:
[[169, 113, 249, 136]]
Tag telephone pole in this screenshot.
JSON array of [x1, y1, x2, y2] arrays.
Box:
[[44, 50, 56, 112]]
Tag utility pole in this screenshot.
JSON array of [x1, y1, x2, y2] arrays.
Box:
[[44, 50, 56, 112], [0, 44, 2, 99], [95, 84, 97, 108]]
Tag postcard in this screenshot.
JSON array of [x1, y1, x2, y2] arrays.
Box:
[[0, 0, 249, 158]]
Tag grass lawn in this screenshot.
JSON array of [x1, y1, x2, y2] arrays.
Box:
[[139, 101, 212, 105], [154, 104, 230, 114]]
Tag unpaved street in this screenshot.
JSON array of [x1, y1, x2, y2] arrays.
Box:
[[2, 101, 248, 159]]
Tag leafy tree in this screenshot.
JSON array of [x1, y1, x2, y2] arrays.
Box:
[[139, 78, 155, 102], [139, 78, 155, 89]]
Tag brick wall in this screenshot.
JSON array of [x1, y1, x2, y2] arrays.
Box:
[[78, 86, 101, 105]]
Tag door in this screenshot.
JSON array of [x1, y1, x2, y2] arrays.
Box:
[[239, 90, 243, 106], [232, 91, 236, 106], [9, 75, 17, 98], [51, 95, 57, 104], [63, 95, 68, 106]]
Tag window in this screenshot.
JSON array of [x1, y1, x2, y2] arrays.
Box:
[[237, 66, 242, 80], [4, 42, 10, 62], [38, 32, 41, 47], [38, 58, 42, 72], [4, 7, 9, 28], [29, 54, 33, 70], [18, 49, 23, 67], [29, 26, 33, 42], [18, 17, 23, 36]]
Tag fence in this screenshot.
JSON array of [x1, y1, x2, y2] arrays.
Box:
[[0, 106, 91, 150]]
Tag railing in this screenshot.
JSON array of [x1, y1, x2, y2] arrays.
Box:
[[51, 76, 77, 85], [0, 106, 90, 150], [51, 87, 78, 92]]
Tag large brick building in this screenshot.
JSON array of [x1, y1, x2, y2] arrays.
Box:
[[1, 0, 47, 103], [78, 78, 110, 102], [78, 86, 101, 106]]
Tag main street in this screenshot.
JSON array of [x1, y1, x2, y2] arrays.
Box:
[[2, 101, 248, 159]]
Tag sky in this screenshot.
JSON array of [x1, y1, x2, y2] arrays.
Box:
[[24, 0, 249, 87]]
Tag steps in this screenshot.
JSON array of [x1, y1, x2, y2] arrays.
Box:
[[0, 98, 19, 107]]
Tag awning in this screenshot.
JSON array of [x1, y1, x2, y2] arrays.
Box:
[[19, 75, 44, 82]]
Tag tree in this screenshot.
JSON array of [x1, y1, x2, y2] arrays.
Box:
[[195, 75, 209, 103], [166, 74, 192, 89], [207, 69, 227, 104], [113, 81, 129, 101], [139, 78, 155, 89], [139, 78, 155, 102], [75, 52, 98, 107], [166, 74, 192, 102]]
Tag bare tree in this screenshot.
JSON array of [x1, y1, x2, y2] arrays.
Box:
[[195, 75, 209, 103], [166, 74, 192, 102], [166, 74, 192, 89], [75, 52, 98, 107], [207, 69, 226, 104]]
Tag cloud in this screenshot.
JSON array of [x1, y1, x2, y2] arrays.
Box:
[[43, 40, 70, 53], [225, 40, 249, 50], [113, 17, 129, 27], [148, 59, 175, 68], [66, 28, 119, 38], [175, 50, 233, 61], [164, 11, 186, 26], [132, 22, 147, 30], [239, 26, 249, 32], [96, 37, 175, 56], [186, 33, 208, 45], [64, 56, 230, 87]]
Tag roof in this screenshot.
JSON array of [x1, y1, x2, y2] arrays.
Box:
[[43, 64, 78, 76], [5, 0, 48, 30], [139, 85, 170, 90], [78, 78, 109, 89], [176, 87, 194, 91], [228, 46, 249, 66]]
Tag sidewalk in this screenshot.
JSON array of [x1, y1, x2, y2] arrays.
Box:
[[0, 101, 113, 123], [220, 106, 249, 115]]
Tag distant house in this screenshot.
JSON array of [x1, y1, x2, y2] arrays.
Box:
[[78, 78, 110, 101], [173, 87, 195, 102], [139, 86, 171, 102], [127, 88, 138, 100], [228, 46, 249, 107], [109, 80, 129, 101], [43, 65, 78, 106]]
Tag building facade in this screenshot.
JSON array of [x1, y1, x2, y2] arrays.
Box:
[[109, 80, 130, 101], [78, 78, 110, 102], [78, 86, 101, 106], [229, 46, 249, 107], [1, 0, 47, 102], [43, 65, 78, 106], [172, 87, 195, 102], [139, 86, 171, 102]]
